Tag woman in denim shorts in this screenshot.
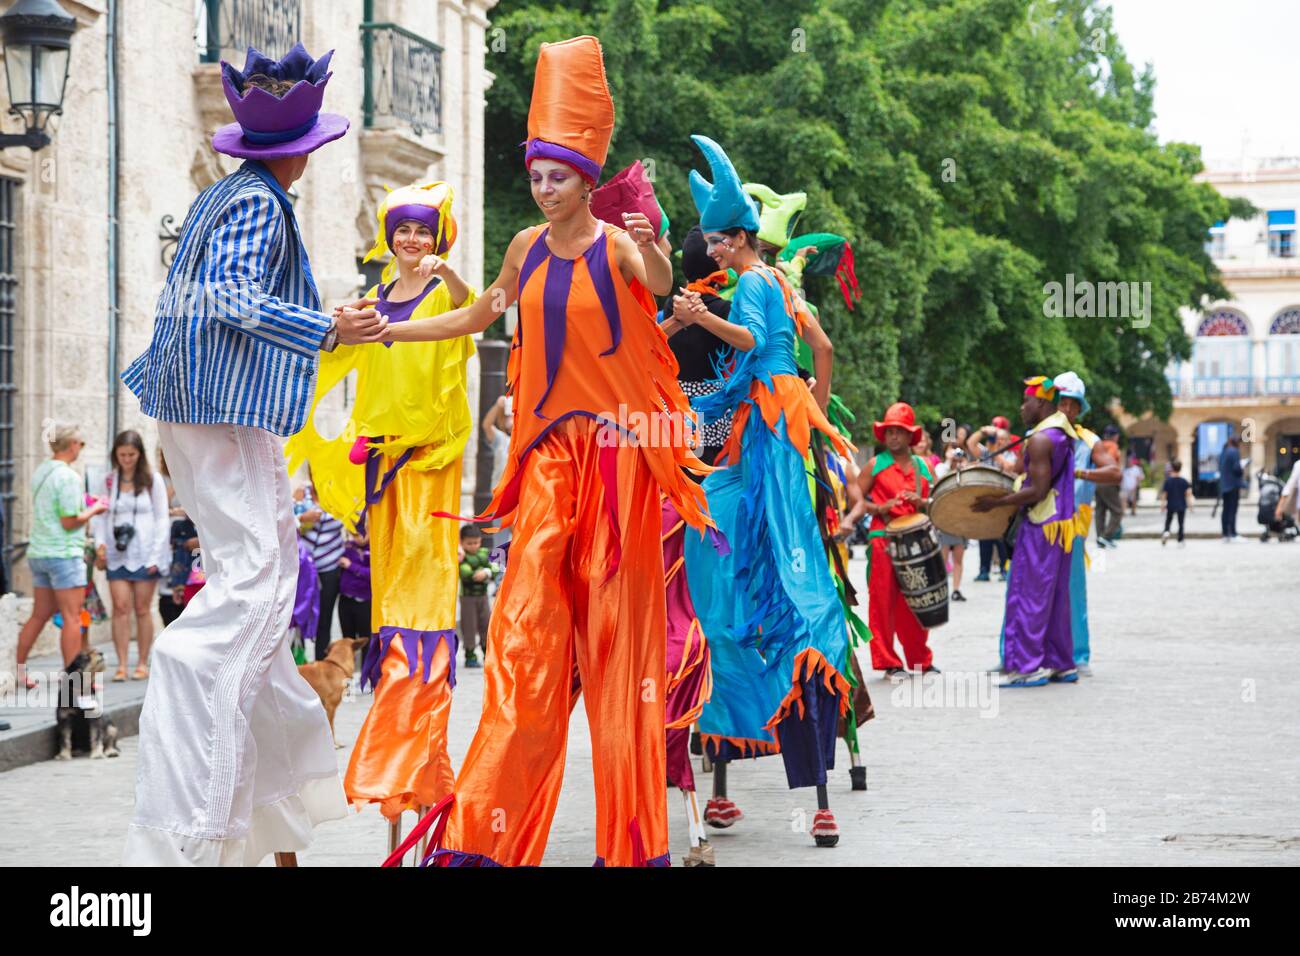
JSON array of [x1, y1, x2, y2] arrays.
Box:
[[14, 424, 107, 687], [92, 431, 170, 681]]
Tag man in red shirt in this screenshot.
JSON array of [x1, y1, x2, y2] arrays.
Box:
[[842, 402, 938, 678]]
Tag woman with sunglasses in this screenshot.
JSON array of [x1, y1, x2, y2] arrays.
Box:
[[15, 424, 107, 688]]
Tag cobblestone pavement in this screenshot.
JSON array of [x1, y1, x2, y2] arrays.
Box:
[[1, 537, 1296, 866]]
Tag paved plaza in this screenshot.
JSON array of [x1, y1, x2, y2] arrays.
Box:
[[1, 531, 1297, 866]]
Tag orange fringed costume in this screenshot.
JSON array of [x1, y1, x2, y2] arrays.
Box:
[[420, 37, 714, 869]]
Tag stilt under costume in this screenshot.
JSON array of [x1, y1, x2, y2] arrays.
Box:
[[682, 136, 851, 794], [285, 181, 476, 820], [1002, 378, 1077, 675], [423, 37, 714, 868]]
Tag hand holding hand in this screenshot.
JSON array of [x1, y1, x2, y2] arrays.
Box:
[[336, 305, 388, 346]]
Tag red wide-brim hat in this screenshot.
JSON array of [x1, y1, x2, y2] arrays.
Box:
[[873, 402, 923, 445]]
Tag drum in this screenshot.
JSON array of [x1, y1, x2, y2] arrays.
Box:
[[928, 465, 1016, 540], [884, 512, 948, 629]]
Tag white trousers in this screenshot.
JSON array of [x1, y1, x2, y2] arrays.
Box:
[[123, 422, 347, 866]]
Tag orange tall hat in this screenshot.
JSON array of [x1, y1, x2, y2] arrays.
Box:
[[524, 36, 615, 183]]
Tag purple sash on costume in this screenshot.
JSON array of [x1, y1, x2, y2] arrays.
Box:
[[1002, 426, 1075, 673]]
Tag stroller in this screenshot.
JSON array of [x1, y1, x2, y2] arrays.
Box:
[[1257, 473, 1299, 542]]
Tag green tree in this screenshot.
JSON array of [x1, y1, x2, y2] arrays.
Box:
[[480, 0, 1242, 438]]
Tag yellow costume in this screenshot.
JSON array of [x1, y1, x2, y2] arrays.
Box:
[[285, 182, 477, 820]]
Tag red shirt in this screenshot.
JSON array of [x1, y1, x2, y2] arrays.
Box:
[[869, 456, 931, 531]]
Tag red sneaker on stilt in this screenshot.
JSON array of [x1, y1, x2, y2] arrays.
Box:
[[811, 808, 839, 847], [703, 797, 743, 829]]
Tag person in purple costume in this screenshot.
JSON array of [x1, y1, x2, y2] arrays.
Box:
[[974, 376, 1078, 687], [337, 533, 372, 640]]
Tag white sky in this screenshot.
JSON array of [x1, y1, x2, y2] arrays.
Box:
[[1105, 0, 1300, 164]]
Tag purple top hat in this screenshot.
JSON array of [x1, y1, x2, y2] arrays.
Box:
[[211, 43, 350, 160]]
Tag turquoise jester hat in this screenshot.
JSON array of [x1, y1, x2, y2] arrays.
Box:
[[689, 134, 760, 233]]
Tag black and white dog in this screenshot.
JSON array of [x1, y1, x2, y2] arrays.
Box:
[[55, 648, 118, 760]]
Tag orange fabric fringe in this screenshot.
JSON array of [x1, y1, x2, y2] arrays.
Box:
[[717, 374, 855, 467], [699, 732, 780, 758], [764, 647, 852, 747]]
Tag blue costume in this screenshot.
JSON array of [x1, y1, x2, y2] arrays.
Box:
[[682, 136, 851, 791], [1069, 427, 1098, 665]]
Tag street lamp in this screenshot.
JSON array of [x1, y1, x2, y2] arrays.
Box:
[[0, 0, 76, 151]]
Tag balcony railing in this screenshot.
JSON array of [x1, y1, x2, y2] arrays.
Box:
[[1189, 376, 1254, 398], [362, 22, 443, 137], [1264, 375, 1300, 394], [197, 0, 302, 65]]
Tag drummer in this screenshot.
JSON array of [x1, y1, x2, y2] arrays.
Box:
[[841, 402, 938, 679]]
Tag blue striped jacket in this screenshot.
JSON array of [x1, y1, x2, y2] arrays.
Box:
[[123, 161, 333, 437]]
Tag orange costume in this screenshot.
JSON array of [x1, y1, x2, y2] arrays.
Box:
[[410, 37, 713, 868]]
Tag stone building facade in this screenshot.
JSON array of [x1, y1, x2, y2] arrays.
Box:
[[0, 0, 498, 589], [1122, 157, 1300, 498]]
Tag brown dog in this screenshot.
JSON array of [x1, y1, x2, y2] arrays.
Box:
[[298, 637, 368, 746]]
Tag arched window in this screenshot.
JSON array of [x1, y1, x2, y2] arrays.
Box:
[[1267, 308, 1300, 393], [1193, 310, 1251, 396], [1269, 309, 1300, 335], [1196, 310, 1249, 337]]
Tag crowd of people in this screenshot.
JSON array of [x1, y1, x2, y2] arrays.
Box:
[[7, 33, 1281, 868]]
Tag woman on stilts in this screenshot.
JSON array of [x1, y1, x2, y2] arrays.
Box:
[[285, 181, 477, 846], [377, 37, 715, 867], [680, 135, 852, 847]]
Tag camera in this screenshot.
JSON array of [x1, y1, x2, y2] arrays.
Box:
[[113, 523, 136, 553]]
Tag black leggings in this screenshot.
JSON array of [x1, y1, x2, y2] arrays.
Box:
[[1164, 509, 1186, 542], [314, 567, 341, 660], [338, 595, 372, 638]]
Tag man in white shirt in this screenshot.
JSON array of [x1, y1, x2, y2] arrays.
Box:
[[1120, 457, 1144, 514]]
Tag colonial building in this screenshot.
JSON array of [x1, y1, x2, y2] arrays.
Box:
[[1123, 156, 1300, 498], [0, 0, 498, 586]]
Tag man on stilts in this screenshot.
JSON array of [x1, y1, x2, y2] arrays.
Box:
[[121, 43, 386, 865]]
